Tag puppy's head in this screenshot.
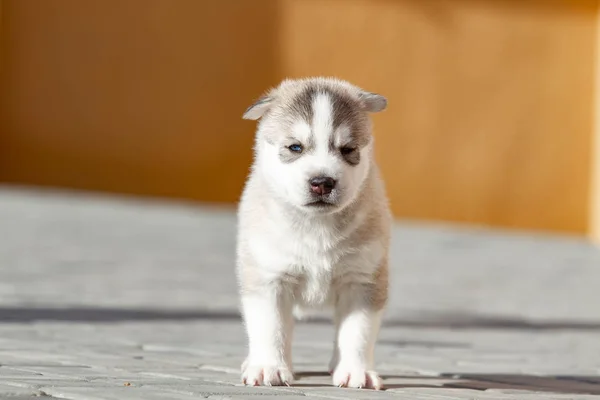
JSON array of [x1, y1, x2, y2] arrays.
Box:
[[243, 77, 386, 214]]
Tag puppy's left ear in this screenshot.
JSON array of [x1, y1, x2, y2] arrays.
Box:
[[359, 92, 387, 113], [242, 96, 274, 120]]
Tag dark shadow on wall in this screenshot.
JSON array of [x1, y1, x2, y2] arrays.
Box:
[[1, 307, 600, 332]]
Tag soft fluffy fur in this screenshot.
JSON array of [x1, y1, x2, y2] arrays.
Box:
[[237, 77, 391, 390]]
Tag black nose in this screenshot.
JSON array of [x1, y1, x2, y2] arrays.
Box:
[[309, 176, 336, 196]]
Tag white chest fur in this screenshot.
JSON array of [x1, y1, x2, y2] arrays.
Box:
[[245, 204, 382, 309]]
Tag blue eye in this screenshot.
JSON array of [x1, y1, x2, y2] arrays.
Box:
[[288, 144, 303, 153]]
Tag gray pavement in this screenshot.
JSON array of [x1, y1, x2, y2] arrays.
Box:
[[1, 185, 600, 399]]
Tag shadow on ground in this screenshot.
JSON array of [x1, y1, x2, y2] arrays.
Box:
[[295, 372, 600, 395], [1, 307, 599, 331], [0, 307, 240, 323]]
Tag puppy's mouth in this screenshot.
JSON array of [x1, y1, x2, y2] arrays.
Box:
[[305, 200, 336, 208]]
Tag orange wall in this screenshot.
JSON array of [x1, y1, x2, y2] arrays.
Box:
[[1, 0, 599, 236], [592, 4, 600, 242], [279, 0, 597, 234], [0, 0, 279, 202]]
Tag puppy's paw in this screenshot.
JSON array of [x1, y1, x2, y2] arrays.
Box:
[[242, 363, 294, 387], [332, 361, 382, 390]]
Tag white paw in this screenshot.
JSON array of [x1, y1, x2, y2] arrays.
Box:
[[242, 362, 294, 386], [332, 361, 382, 390]]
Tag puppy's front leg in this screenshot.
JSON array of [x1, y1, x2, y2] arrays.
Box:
[[331, 284, 385, 390], [241, 285, 294, 386]]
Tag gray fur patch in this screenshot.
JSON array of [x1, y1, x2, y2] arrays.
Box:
[[283, 84, 365, 132], [268, 79, 374, 161]]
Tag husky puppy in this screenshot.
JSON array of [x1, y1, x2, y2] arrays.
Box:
[[237, 77, 391, 390]]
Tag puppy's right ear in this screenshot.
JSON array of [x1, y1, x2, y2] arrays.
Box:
[[242, 96, 273, 120]]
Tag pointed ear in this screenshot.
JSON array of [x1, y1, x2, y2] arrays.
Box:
[[242, 96, 274, 120], [359, 92, 387, 113]]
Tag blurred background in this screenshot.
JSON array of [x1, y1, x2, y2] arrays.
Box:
[[1, 0, 599, 240]]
